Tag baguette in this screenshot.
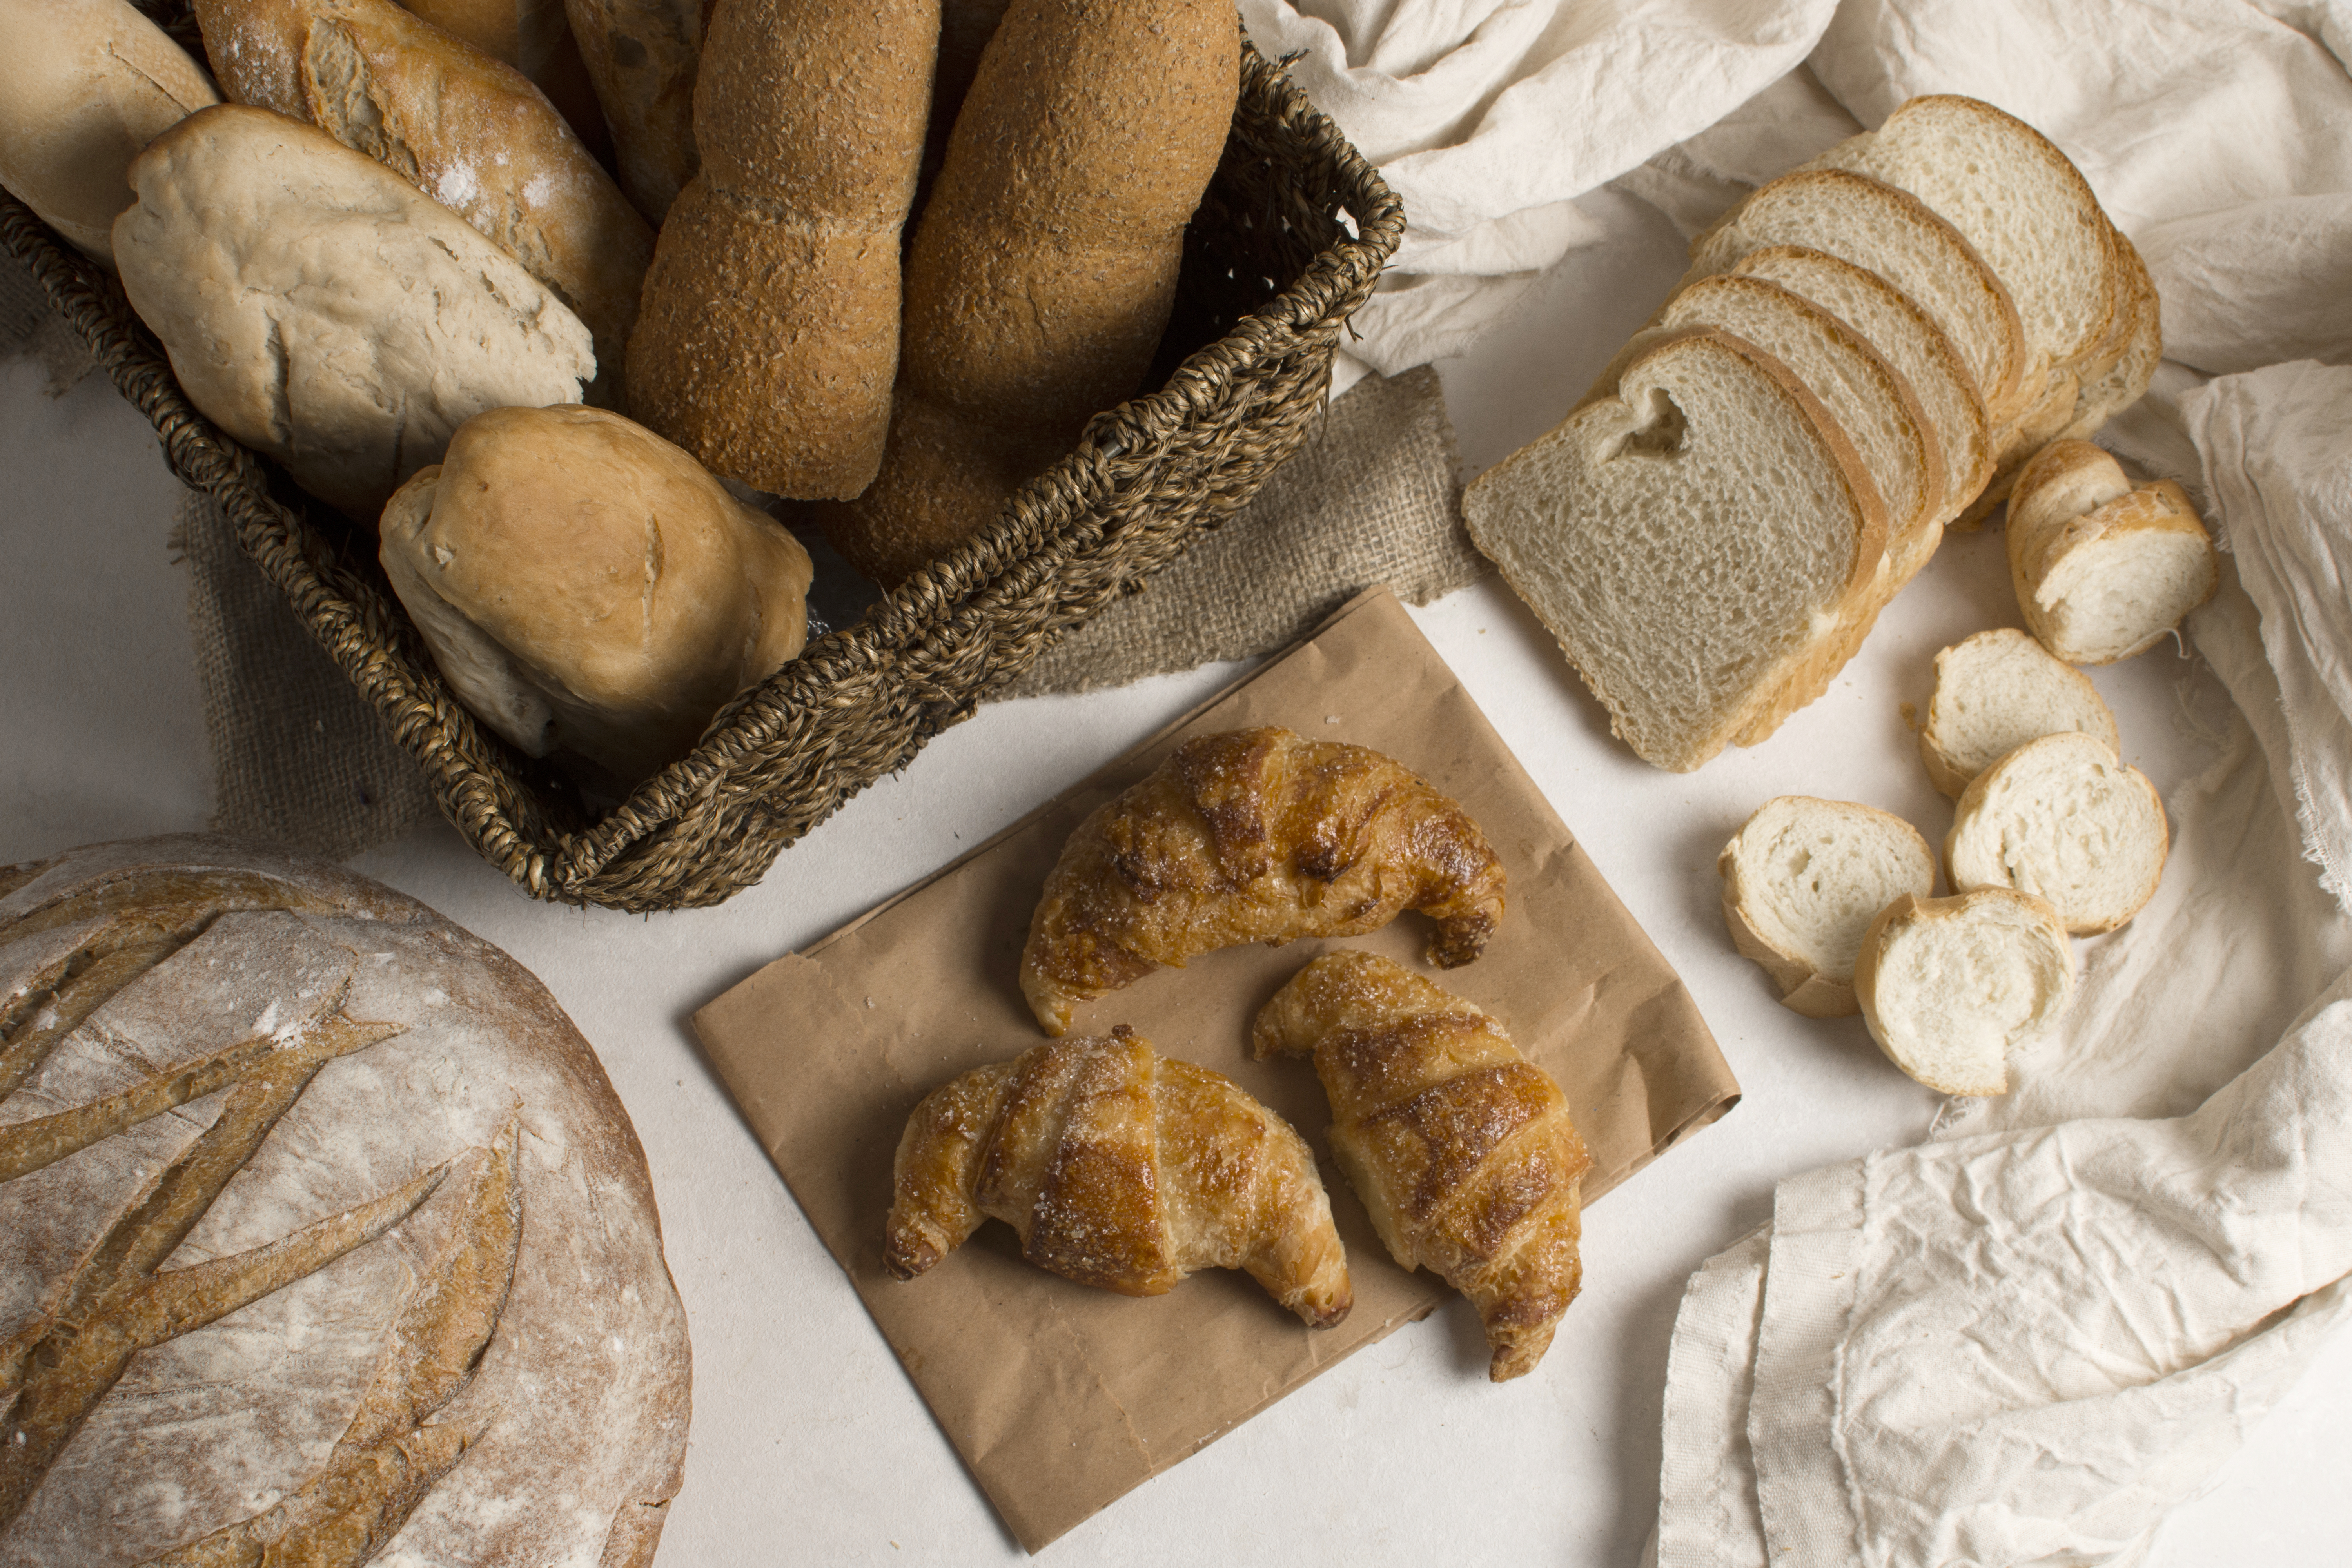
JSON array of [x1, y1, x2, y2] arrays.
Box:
[[1944, 730, 2168, 935], [560, 0, 709, 221]]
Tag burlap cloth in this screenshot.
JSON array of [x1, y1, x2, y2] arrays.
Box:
[[5, 245, 1485, 863]]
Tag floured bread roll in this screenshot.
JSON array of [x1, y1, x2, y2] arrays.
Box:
[[0, 0, 218, 266], [111, 104, 594, 521], [0, 836, 689, 1565], [379, 403, 814, 783]]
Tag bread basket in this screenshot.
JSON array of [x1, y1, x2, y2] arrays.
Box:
[[3, 9, 1403, 911]]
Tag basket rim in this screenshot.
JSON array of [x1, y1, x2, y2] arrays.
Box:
[[4, 35, 1404, 909]]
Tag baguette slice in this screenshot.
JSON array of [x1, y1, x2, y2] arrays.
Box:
[[1808, 96, 2118, 394], [1945, 730, 2169, 934], [1463, 329, 1885, 771], [1855, 888, 2075, 1096], [1918, 628, 2119, 797], [2007, 441, 2219, 664], [1689, 168, 2027, 422], [1719, 796, 1936, 1018]]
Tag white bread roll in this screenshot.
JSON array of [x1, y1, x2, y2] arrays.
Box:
[[1463, 330, 1885, 771], [0, 0, 217, 265], [1855, 888, 2074, 1096], [1719, 796, 1936, 1018], [1918, 628, 2120, 797], [2007, 440, 2220, 664], [111, 105, 594, 521], [1945, 730, 2169, 935], [379, 403, 814, 782], [0, 836, 688, 1564]]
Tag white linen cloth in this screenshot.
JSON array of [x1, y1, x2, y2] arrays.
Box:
[[1234, 0, 1839, 388], [1648, 5, 2352, 1565]]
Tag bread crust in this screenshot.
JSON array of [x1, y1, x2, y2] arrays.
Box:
[[561, 0, 708, 221], [2006, 440, 2218, 664]]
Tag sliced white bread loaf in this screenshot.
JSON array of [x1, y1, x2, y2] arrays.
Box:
[[1918, 628, 2120, 797], [1731, 243, 1993, 520], [1945, 730, 2169, 934], [2007, 440, 2219, 664], [1688, 168, 2028, 423], [1808, 96, 2118, 394], [1854, 888, 2074, 1096], [2057, 230, 2162, 445], [1719, 795, 1936, 1018], [1462, 329, 1886, 771]]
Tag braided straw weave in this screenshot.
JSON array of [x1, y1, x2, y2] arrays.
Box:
[[4, 22, 1401, 911]]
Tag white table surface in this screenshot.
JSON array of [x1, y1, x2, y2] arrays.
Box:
[[7, 186, 2349, 1567]]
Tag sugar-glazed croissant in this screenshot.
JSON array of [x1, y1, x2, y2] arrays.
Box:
[[1253, 951, 1590, 1380], [884, 1027, 1354, 1327], [1020, 727, 1508, 1035]]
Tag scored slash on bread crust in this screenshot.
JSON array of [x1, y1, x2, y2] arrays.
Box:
[[2006, 440, 2219, 665], [1718, 796, 1937, 1018], [1918, 628, 2120, 797], [1945, 730, 2169, 935], [1854, 888, 2075, 1096], [1463, 328, 1886, 771]]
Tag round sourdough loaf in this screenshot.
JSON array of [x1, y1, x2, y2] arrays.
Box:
[[0, 837, 689, 1567]]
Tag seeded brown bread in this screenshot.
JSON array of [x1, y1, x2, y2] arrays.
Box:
[[624, 0, 935, 498], [560, 0, 711, 221], [195, 0, 652, 403], [818, 0, 1240, 583], [0, 835, 689, 1566]]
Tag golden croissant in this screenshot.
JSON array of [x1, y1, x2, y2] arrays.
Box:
[[1020, 727, 1507, 1035], [1253, 951, 1590, 1380], [883, 1027, 1353, 1327]]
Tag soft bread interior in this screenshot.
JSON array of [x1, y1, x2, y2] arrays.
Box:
[[1945, 731, 2169, 934], [1857, 889, 2074, 1096], [1463, 330, 1879, 772], [1920, 628, 2118, 796], [1721, 796, 1935, 1010]]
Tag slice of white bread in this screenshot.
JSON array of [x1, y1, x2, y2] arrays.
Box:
[[1809, 98, 2117, 385], [2007, 440, 2219, 664], [1918, 628, 2120, 797], [1855, 888, 2075, 1096], [1945, 730, 2169, 934], [1689, 168, 2028, 422], [1719, 796, 1936, 1018], [1731, 243, 1993, 521], [1462, 329, 1886, 771], [2055, 229, 2161, 446]]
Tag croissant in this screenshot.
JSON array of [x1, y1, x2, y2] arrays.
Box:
[[1253, 951, 1590, 1380], [1020, 727, 1507, 1035], [884, 1027, 1352, 1327]]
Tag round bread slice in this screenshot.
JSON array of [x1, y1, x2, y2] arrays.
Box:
[[1731, 243, 1994, 521], [1918, 627, 2120, 797], [1810, 96, 2118, 392], [1945, 731, 2169, 933], [2007, 441, 2219, 664], [1855, 888, 2074, 1096], [1463, 328, 1886, 772], [0, 837, 690, 1566], [1718, 796, 1936, 1018], [1688, 167, 2027, 421]]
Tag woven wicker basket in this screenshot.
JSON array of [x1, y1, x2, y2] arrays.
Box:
[[5, 18, 1402, 911]]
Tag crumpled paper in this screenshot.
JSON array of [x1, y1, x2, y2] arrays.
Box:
[[1235, 0, 1838, 386]]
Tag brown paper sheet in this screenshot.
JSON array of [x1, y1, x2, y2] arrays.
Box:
[[692, 588, 1740, 1552]]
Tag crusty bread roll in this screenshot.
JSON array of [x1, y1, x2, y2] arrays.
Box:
[[112, 105, 593, 521], [399, 0, 612, 157], [1918, 627, 2119, 798], [561, 0, 709, 221], [818, 0, 1241, 583], [1854, 888, 2074, 1096], [2007, 439, 2219, 664], [1945, 730, 2169, 935], [1463, 329, 1885, 771], [0, 0, 217, 266], [194, 0, 652, 403], [0, 836, 689, 1564], [624, 0, 935, 499], [1718, 796, 1936, 1019], [379, 403, 813, 782]]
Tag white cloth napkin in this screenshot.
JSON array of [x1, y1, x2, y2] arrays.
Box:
[[1235, 0, 1840, 388], [1650, 5, 2352, 1564]]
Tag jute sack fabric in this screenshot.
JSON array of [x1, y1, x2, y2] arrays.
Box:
[[9, 244, 1477, 858]]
